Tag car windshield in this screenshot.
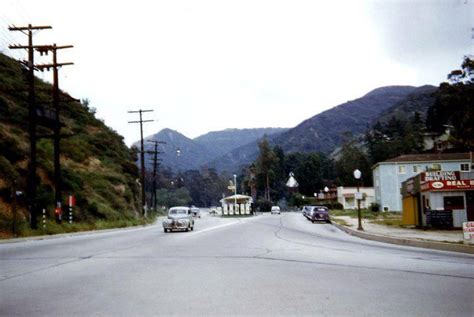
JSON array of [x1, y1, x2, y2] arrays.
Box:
[[169, 209, 188, 215]]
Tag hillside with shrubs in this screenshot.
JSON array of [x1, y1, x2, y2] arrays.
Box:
[[0, 53, 141, 237]]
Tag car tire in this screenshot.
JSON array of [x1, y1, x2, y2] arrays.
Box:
[[311, 220, 315, 223], [326, 220, 332, 224], [191, 226, 194, 231], [164, 228, 168, 233]]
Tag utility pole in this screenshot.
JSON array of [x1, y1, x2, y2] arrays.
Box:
[[147, 140, 165, 211], [9, 24, 52, 229], [128, 109, 154, 215], [35, 44, 73, 223]]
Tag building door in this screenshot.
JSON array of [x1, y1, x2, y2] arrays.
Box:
[[444, 195, 466, 228], [466, 191, 474, 221]]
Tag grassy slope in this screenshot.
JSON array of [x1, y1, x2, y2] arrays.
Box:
[[0, 53, 141, 237]]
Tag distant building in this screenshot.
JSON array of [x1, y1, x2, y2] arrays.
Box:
[[422, 126, 454, 153], [337, 187, 375, 210], [372, 152, 473, 212], [220, 194, 253, 216]]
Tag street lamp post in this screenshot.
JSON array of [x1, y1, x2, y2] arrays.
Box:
[[233, 174, 237, 214], [353, 169, 363, 231]]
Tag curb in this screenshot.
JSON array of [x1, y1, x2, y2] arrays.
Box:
[[333, 223, 474, 255], [0, 217, 164, 245]]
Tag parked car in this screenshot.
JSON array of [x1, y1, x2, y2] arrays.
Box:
[[306, 206, 331, 223], [271, 206, 281, 214], [191, 207, 201, 218], [162, 206, 195, 232]]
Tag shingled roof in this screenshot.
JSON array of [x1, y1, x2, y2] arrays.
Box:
[[381, 152, 472, 163]]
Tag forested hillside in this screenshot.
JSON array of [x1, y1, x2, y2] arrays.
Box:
[[0, 53, 140, 237], [272, 85, 422, 154]]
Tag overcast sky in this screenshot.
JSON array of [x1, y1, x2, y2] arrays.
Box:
[[0, 0, 472, 146]]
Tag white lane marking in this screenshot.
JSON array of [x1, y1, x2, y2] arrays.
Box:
[[189, 220, 241, 236], [182, 217, 257, 237]]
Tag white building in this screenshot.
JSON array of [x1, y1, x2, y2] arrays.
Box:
[[220, 194, 253, 216], [337, 186, 375, 210], [373, 152, 472, 212]]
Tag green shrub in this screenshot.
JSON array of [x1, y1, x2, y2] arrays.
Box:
[[256, 199, 272, 212], [370, 202, 380, 212]]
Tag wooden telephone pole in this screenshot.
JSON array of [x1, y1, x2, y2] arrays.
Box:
[[35, 44, 73, 223], [9, 24, 52, 229], [147, 140, 165, 211], [128, 110, 154, 215]]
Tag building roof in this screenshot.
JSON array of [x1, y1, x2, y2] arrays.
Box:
[[220, 194, 253, 203], [379, 152, 471, 164]]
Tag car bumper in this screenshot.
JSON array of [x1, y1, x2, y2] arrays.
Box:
[[163, 221, 190, 230], [310, 214, 330, 222]]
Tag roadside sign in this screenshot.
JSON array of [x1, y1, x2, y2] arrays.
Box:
[[355, 192, 363, 200], [462, 222, 474, 240]]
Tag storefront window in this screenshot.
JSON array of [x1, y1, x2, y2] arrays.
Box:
[[443, 196, 464, 210]]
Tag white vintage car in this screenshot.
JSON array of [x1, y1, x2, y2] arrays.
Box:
[[162, 207, 195, 232]]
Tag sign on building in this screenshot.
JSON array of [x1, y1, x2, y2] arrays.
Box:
[[420, 171, 474, 191]]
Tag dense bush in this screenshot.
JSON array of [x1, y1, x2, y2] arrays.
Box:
[[256, 199, 272, 212], [370, 202, 380, 212]]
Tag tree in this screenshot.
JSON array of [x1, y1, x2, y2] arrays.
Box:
[[366, 112, 425, 164], [426, 57, 474, 150], [155, 188, 192, 208], [335, 138, 371, 186], [255, 137, 279, 201]]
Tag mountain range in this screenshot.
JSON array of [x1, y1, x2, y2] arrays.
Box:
[[141, 85, 437, 174], [140, 128, 288, 172]]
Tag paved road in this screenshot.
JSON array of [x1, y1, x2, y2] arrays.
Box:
[[1, 212, 473, 316]]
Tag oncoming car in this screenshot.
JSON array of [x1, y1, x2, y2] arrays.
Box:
[[271, 206, 281, 214], [191, 207, 201, 218], [162, 207, 195, 232]]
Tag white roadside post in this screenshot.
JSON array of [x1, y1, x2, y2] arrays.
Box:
[[68, 195, 75, 224], [42, 208, 46, 229]]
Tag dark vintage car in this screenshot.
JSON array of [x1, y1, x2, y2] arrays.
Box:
[[162, 207, 195, 232], [303, 205, 331, 223]]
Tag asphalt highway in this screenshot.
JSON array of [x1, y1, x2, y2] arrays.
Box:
[[1, 211, 473, 316]]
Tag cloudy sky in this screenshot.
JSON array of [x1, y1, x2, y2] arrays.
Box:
[[0, 0, 472, 146]]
